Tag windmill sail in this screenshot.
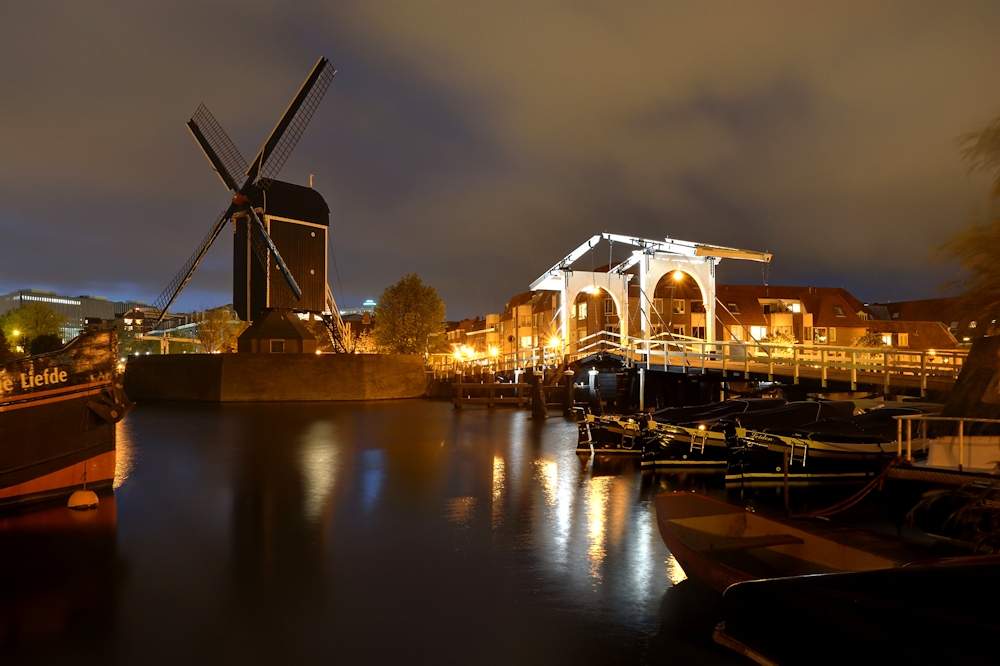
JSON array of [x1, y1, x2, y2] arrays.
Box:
[[151, 205, 235, 325], [248, 57, 336, 185], [188, 105, 249, 192]]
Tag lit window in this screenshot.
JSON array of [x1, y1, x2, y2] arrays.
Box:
[[882, 334, 893, 346], [829, 328, 837, 343], [749, 326, 767, 341], [730, 326, 744, 341], [898, 333, 909, 347], [969, 321, 978, 329], [578, 303, 588, 320], [605, 298, 614, 314], [791, 303, 801, 313], [813, 327, 828, 344]]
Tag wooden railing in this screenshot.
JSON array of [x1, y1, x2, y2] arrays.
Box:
[[428, 331, 966, 395]]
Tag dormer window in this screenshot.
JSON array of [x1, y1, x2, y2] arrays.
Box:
[[833, 306, 845, 317], [727, 302, 740, 314]]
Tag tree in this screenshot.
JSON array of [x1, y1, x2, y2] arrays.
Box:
[[852, 329, 888, 348], [0, 330, 15, 362], [0, 302, 68, 355], [28, 333, 63, 356], [373, 274, 446, 354], [195, 306, 248, 353], [938, 116, 1000, 321]]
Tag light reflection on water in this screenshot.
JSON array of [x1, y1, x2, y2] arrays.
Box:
[[299, 420, 339, 522], [4, 400, 737, 664]]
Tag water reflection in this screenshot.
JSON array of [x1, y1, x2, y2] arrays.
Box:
[[299, 420, 339, 522], [0, 494, 118, 654], [11, 401, 740, 663]]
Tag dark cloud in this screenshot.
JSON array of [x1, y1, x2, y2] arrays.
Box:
[[2, 1, 999, 318]]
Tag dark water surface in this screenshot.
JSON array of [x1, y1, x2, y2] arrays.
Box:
[[6, 400, 741, 665]]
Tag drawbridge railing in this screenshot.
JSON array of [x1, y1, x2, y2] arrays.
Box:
[[427, 331, 965, 395]]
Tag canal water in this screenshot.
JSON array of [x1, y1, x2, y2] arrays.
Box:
[[4, 400, 743, 664]]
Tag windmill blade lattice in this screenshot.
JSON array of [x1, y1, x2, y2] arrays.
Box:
[[152, 206, 234, 325], [188, 104, 249, 192], [251, 58, 336, 186]]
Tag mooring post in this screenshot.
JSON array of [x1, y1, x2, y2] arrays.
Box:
[[782, 450, 790, 516], [531, 370, 548, 419], [562, 370, 575, 415], [639, 367, 646, 412]]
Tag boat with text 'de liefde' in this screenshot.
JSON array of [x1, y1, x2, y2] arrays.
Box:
[[0, 329, 132, 508]]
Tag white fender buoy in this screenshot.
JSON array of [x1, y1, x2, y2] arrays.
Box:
[[68, 489, 99, 510]]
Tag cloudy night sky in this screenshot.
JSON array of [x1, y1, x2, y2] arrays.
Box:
[[3, 1, 1000, 319]]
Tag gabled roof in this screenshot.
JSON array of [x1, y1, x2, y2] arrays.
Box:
[[859, 320, 959, 350]]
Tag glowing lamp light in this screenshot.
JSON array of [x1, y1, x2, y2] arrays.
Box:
[[315, 350, 322, 355], [672, 270, 684, 281], [453, 351, 463, 361], [489, 346, 500, 357], [12, 330, 20, 337], [697, 424, 706, 431], [547, 336, 561, 349]]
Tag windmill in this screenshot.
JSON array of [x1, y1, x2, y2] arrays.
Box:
[[151, 56, 347, 350]]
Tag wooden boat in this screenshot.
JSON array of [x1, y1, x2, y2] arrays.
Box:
[[0, 329, 132, 508], [640, 398, 785, 467], [714, 555, 1000, 665], [653, 492, 928, 593], [727, 407, 927, 484]]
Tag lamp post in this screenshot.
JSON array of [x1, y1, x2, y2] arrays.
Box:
[[668, 270, 684, 335]]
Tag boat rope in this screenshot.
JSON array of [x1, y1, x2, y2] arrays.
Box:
[[792, 456, 910, 519]]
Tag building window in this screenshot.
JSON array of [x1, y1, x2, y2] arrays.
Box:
[[727, 302, 740, 314], [749, 326, 767, 341], [605, 298, 614, 314], [882, 333, 893, 346], [970, 321, 978, 328], [270, 340, 285, 353], [672, 300, 685, 315], [653, 299, 663, 317], [691, 326, 706, 339], [950, 321, 959, 332], [605, 324, 618, 335], [672, 325, 685, 336], [829, 328, 837, 343], [898, 333, 909, 347], [730, 326, 744, 341], [577, 327, 587, 341], [813, 327, 828, 344], [578, 303, 587, 320], [833, 306, 845, 317], [520, 336, 532, 349], [691, 301, 705, 313]]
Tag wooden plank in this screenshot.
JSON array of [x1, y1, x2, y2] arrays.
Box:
[[700, 533, 805, 552]]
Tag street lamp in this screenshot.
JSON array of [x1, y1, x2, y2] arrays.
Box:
[[668, 270, 683, 334]]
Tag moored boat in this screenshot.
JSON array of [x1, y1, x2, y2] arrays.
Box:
[[653, 492, 924, 593], [0, 329, 132, 508], [713, 555, 1000, 665], [726, 407, 930, 485], [640, 398, 786, 467]]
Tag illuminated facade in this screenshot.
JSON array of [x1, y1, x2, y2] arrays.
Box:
[[0, 289, 147, 341]]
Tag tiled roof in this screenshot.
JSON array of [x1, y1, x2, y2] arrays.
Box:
[[860, 320, 959, 350]]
